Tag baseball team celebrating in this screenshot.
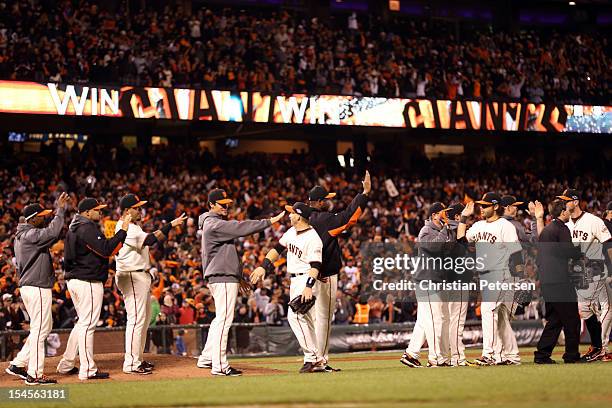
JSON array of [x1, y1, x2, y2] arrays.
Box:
[[4, 172, 611, 384]]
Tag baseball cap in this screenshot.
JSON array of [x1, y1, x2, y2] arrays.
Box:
[[208, 188, 233, 205], [501, 195, 524, 207], [428, 202, 450, 217], [285, 202, 314, 219], [119, 193, 147, 210], [475, 192, 502, 206], [447, 203, 465, 218], [556, 189, 580, 201], [23, 203, 52, 221], [308, 186, 336, 201], [607, 201, 612, 211], [77, 197, 107, 213]]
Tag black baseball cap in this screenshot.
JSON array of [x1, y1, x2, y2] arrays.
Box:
[[78, 197, 107, 213], [501, 195, 524, 207], [308, 186, 336, 201], [556, 189, 580, 202], [475, 192, 502, 206], [606, 201, 612, 211], [23, 204, 52, 221], [447, 203, 465, 218], [428, 202, 450, 217], [285, 202, 314, 219], [120, 194, 147, 210], [208, 188, 233, 205]]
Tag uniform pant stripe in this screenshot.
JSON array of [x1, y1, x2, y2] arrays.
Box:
[[129, 272, 138, 372]]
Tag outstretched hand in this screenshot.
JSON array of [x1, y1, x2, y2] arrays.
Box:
[[171, 213, 188, 227], [362, 170, 371, 195], [270, 211, 286, 224]]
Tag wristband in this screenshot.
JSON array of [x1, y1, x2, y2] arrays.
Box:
[[262, 257, 274, 274], [460, 215, 468, 224], [306, 277, 316, 288], [161, 223, 172, 236]]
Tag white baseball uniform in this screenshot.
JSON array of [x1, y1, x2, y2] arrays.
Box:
[[114, 220, 153, 373], [566, 212, 612, 352], [315, 274, 337, 365], [57, 279, 104, 379], [280, 226, 323, 363], [466, 217, 522, 363]]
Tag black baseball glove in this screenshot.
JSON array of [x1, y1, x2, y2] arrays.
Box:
[[288, 295, 316, 314]]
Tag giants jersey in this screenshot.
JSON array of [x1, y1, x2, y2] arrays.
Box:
[[565, 212, 611, 261], [115, 221, 150, 271], [466, 217, 521, 271], [279, 226, 323, 276]]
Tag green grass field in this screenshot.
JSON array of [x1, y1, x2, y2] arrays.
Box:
[[2, 348, 611, 408]]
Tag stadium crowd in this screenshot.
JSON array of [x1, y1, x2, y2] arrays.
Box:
[[0, 1, 609, 104], [0, 141, 610, 356]]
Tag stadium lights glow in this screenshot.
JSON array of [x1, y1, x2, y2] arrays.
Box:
[[569, 1, 576, 5]]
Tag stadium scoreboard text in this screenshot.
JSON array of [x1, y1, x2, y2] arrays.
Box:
[[0, 81, 610, 133]]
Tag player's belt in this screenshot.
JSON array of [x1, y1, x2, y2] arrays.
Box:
[[290, 273, 308, 277]]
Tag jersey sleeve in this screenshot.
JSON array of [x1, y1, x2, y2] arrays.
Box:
[[593, 217, 612, 242], [306, 235, 323, 264], [279, 230, 289, 248], [465, 223, 478, 243]]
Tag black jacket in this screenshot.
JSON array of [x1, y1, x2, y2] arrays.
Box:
[[536, 218, 582, 285], [64, 215, 127, 282], [309, 193, 368, 278]]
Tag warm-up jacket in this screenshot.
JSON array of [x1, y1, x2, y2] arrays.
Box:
[[64, 214, 127, 282], [199, 212, 271, 283], [413, 219, 453, 283], [14, 209, 65, 288], [536, 218, 582, 285], [309, 193, 368, 277]]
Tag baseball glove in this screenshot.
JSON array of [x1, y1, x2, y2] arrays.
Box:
[[288, 295, 316, 314]]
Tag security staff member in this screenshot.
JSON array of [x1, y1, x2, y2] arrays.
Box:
[[307, 171, 370, 372], [6, 193, 70, 385], [57, 198, 131, 380], [534, 199, 583, 364]]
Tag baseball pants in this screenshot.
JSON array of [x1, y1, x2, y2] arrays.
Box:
[[10, 286, 53, 379], [315, 274, 337, 365], [115, 271, 152, 373], [404, 317, 426, 358], [448, 288, 469, 365], [577, 280, 611, 352], [198, 282, 238, 373], [480, 274, 520, 363], [413, 287, 450, 365], [288, 274, 320, 363], [57, 279, 104, 380]]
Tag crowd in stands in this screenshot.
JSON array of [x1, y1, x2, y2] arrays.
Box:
[[0, 1, 609, 104], [0, 139, 610, 355]]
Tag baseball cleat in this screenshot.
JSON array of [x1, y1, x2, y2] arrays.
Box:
[[473, 356, 496, 366], [400, 353, 423, 368], [534, 358, 556, 364], [5, 365, 28, 380], [601, 353, 612, 362], [57, 367, 78, 376], [197, 362, 213, 369], [141, 361, 155, 370], [426, 361, 451, 368], [25, 375, 57, 386], [212, 367, 242, 377], [312, 361, 327, 373], [324, 365, 342, 372], [496, 360, 521, 366], [580, 347, 603, 362], [86, 371, 110, 380], [299, 362, 317, 373], [452, 360, 477, 367], [126, 366, 152, 375]]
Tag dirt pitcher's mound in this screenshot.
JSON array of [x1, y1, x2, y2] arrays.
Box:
[[1, 353, 282, 386]]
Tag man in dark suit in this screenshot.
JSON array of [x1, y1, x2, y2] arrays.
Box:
[[534, 200, 583, 364]]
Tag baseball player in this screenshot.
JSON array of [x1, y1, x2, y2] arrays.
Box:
[[196, 189, 284, 376], [445, 203, 474, 366], [5, 193, 70, 385], [251, 202, 325, 373], [402, 202, 452, 368], [501, 196, 536, 244], [458, 193, 523, 366], [556, 189, 612, 362], [57, 198, 131, 380], [603, 201, 612, 362], [307, 171, 370, 372], [115, 194, 187, 375]]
